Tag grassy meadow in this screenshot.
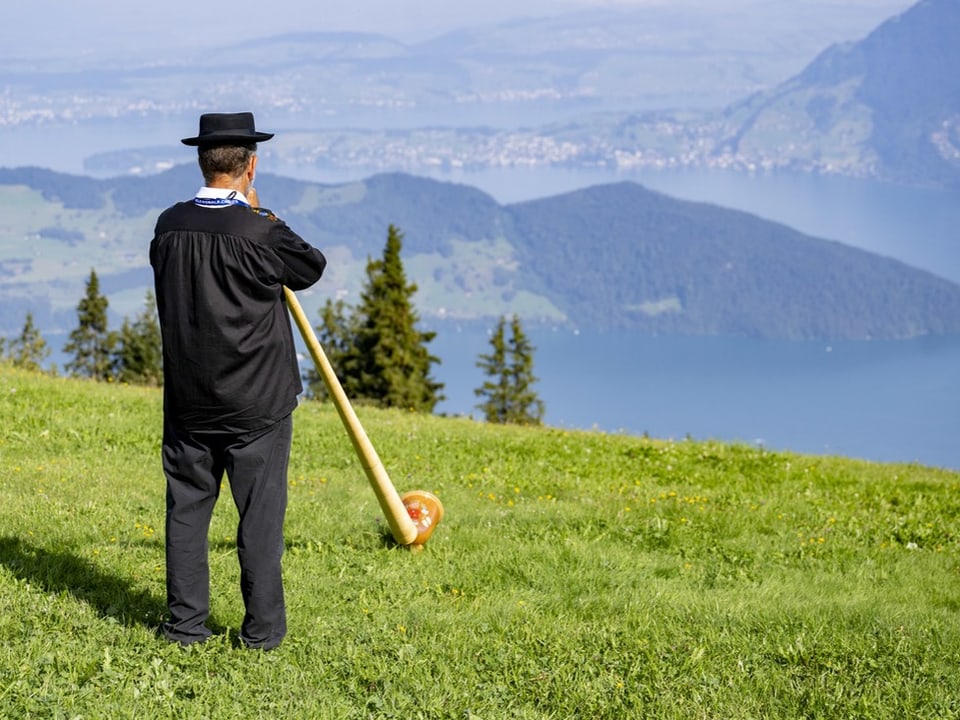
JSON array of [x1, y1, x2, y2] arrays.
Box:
[[0, 363, 958, 718]]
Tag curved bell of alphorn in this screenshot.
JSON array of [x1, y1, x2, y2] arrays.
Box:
[[400, 490, 445, 547]]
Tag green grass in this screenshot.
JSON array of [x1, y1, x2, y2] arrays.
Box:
[[1, 363, 958, 719]]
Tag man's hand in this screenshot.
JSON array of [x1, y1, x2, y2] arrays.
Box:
[[247, 187, 260, 208]]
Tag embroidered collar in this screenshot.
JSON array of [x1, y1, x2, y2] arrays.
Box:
[[193, 187, 251, 208]]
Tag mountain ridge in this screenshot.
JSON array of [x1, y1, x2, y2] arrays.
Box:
[[74, 0, 956, 189], [717, 0, 960, 186], [1, 167, 958, 342], [6, 3, 939, 187]]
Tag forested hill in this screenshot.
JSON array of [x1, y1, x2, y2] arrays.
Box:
[[504, 182, 960, 338], [1, 166, 959, 341]]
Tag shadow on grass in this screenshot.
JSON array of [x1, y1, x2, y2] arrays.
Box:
[[0, 535, 169, 631]]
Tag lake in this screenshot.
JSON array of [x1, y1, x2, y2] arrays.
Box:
[[428, 326, 960, 472]]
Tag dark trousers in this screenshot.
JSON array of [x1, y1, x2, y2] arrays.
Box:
[[160, 414, 292, 650]]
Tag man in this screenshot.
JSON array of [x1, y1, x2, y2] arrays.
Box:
[[150, 112, 326, 650]]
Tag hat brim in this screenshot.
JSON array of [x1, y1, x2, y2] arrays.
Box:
[[181, 130, 275, 147]]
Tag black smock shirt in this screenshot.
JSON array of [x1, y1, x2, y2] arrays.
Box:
[[150, 199, 326, 434]]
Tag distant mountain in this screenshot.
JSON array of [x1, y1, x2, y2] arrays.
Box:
[[717, 0, 960, 186], [89, 0, 954, 189], [2, 3, 923, 182], [1, 167, 958, 342], [2, 5, 887, 128]]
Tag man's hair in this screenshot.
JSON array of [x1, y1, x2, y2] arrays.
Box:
[[198, 144, 256, 184]]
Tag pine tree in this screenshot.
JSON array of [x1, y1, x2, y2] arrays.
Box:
[[474, 316, 511, 423], [306, 297, 356, 400], [113, 291, 163, 386], [64, 269, 117, 380], [5, 312, 51, 373], [505, 314, 544, 425], [340, 225, 443, 411], [475, 314, 544, 425]]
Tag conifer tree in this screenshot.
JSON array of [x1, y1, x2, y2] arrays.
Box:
[[306, 297, 356, 400], [349, 224, 443, 411], [474, 316, 511, 423], [64, 269, 117, 380], [5, 312, 51, 373], [475, 314, 544, 425], [318, 225, 443, 411], [505, 314, 544, 425], [113, 291, 163, 386]]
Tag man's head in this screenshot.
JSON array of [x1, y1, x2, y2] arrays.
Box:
[[182, 112, 273, 189], [198, 144, 257, 186]]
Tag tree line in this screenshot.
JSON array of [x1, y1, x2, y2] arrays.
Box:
[[1, 225, 544, 426], [0, 274, 162, 386]]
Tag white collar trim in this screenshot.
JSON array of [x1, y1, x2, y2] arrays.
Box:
[[195, 186, 250, 204]]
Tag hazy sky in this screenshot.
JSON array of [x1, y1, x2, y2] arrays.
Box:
[[7, 0, 916, 58]]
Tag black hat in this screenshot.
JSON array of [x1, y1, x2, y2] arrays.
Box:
[[181, 112, 275, 146]]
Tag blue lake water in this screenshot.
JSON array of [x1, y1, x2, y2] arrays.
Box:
[[428, 327, 960, 471]]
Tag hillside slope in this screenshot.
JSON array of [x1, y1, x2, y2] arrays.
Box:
[[718, 0, 960, 186], [506, 182, 960, 338], [1, 168, 958, 341]]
